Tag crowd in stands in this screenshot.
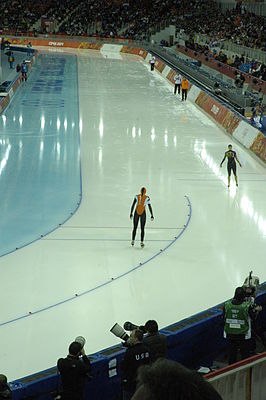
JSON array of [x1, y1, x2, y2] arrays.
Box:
[[58, 0, 138, 37], [0, 0, 265, 55], [175, 0, 265, 51], [184, 38, 266, 82], [0, 0, 55, 32]]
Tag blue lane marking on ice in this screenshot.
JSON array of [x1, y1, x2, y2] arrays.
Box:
[[0, 53, 82, 258], [0, 196, 192, 327]]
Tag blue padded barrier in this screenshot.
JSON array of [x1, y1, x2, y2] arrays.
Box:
[[9, 285, 266, 399]]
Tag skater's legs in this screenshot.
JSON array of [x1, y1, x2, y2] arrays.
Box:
[[232, 164, 238, 186], [132, 212, 140, 240], [140, 212, 146, 242], [227, 165, 232, 187]]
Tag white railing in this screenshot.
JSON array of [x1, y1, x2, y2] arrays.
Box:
[[206, 352, 266, 400]]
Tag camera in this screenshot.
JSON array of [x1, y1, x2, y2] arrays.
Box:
[[110, 323, 130, 342], [243, 271, 260, 301], [110, 321, 146, 344]]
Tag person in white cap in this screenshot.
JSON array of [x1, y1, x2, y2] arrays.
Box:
[[174, 73, 182, 95]]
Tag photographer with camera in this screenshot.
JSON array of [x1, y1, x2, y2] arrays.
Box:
[[111, 320, 167, 363], [120, 329, 150, 400], [242, 273, 265, 350], [57, 338, 91, 400], [143, 320, 167, 362]]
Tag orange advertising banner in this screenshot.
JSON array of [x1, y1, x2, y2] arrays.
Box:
[[250, 133, 266, 164], [166, 69, 176, 84], [7, 38, 103, 50], [155, 60, 166, 73], [120, 46, 147, 59], [195, 91, 240, 134]]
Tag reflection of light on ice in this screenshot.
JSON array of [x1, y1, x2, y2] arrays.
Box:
[[0, 144, 11, 176], [98, 148, 102, 165], [199, 147, 229, 189], [99, 118, 103, 138], [151, 127, 155, 142], [241, 196, 266, 236], [164, 133, 168, 147], [41, 116, 45, 130]]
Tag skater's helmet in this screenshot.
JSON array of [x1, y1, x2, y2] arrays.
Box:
[[140, 187, 146, 195]]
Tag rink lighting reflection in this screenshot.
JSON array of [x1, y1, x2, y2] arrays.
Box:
[[151, 127, 155, 142], [164, 133, 168, 147], [241, 196, 266, 236], [57, 142, 60, 159], [0, 144, 11, 176], [57, 118, 61, 130], [99, 118, 103, 137], [41, 116, 45, 130], [2, 115, 6, 126], [19, 115, 23, 126], [64, 118, 67, 131], [98, 148, 102, 165], [138, 128, 141, 137], [132, 126, 136, 138], [79, 118, 83, 134]]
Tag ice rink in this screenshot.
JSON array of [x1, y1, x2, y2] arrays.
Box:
[[0, 48, 265, 380]]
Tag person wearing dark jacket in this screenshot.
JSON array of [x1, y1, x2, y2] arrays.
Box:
[[143, 320, 167, 362], [121, 329, 150, 400], [0, 375, 12, 399], [57, 341, 91, 400]]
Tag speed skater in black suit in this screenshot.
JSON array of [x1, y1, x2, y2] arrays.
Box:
[[220, 144, 242, 187]]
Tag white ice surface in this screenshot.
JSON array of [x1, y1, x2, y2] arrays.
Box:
[[0, 49, 265, 380]]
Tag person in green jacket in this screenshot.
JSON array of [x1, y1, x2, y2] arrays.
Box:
[[223, 287, 257, 364]]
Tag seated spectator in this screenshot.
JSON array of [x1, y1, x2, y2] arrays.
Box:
[[213, 82, 222, 95], [132, 358, 223, 400], [251, 111, 262, 129], [143, 320, 167, 362], [234, 74, 243, 88], [57, 341, 91, 400], [0, 375, 12, 399]]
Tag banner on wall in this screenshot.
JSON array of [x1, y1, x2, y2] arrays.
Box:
[[121, 46, 147, 59], [195, 91, 240, 134], [155, 60, 166, 73], [250, 133, 266, 163]]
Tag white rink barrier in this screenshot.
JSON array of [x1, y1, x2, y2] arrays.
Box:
[[206, 352, 266, 400]]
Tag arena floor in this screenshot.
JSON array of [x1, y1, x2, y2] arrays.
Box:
[[0, 48, 265, 380]]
